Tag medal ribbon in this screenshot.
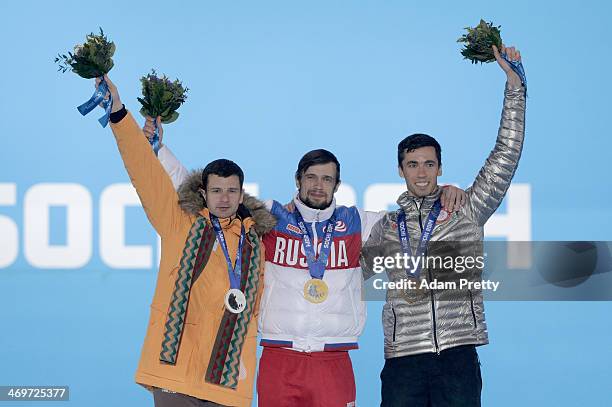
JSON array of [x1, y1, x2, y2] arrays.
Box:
[[210, 215, 245, 290], [77, 76, 113, 128], [501, 51, 527, 92], [150, 120, 162, 155], [396, 199, 442, 279], [294, 210, 336, 280]]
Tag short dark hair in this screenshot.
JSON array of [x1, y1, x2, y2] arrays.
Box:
[[295, 149, 341, 184], [397, 133, 442, 167], [201, 159, 244, 190]]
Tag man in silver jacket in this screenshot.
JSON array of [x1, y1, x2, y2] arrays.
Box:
[[361, 43, 526, 406]]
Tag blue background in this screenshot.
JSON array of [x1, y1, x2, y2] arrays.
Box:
[[1, 1, 611, 406]]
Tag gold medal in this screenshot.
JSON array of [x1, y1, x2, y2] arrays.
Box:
[[303, 279, 329, 303]]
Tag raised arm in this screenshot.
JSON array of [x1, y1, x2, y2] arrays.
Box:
[[100, 75, 185, 237], [142, 117, 190, 189], [465, 44, 526, 226]]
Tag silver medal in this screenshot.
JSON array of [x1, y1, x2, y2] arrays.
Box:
[[224, 288, 246, 314]]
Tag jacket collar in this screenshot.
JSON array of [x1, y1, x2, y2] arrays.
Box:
[[293, 193, 337, 223], [176, 168, 277, 236], [397, 186, 443, 212], [198, 207, 253, 235]]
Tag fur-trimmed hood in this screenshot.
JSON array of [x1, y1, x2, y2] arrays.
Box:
[[177, 169, 276, 236]]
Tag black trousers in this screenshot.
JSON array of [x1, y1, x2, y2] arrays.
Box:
[[381, 345, 482, 407], [152, 389, 226, 407]]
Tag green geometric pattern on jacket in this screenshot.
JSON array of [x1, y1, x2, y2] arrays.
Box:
[[206, 228, 262, 389], [159, 217, 214, 364]]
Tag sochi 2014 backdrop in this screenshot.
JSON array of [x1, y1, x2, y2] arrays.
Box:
[[1, 1, 611, 406]]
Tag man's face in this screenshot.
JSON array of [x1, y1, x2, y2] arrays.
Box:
[[201, 174, 243, 218], [296, 162, 340, 210], [398, 146, 442, 197]]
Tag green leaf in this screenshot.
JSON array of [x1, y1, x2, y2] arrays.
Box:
[[139, 106, 151, 119], [162, 111, 179, 124]]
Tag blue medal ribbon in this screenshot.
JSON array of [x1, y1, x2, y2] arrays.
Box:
[[150, 120, 161, 155], [501, 51, 527, 92], [294, 210, 336, 280], [396, 199, 442, 279], [210, 215, 245, 290], [76, 77, 113, 128]]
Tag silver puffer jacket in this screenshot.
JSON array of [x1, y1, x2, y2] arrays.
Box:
[[361, 83, 526, 359]]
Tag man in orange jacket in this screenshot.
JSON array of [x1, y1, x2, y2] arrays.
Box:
[[96, 75, 276, 407]]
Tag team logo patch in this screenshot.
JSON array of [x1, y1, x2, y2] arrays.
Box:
[[436, 209, 451, 224], [286, 224, 302, 234], [335, 220, 347, 232]]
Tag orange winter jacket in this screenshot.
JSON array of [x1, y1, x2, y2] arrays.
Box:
[[110, 112, 275, 407]]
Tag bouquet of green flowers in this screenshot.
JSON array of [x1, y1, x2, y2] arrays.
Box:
[[457, 19, 502, 64], [137, 70, 188, 152], [457, 19, 527, 89], [55, 28, 116, 127], [55, 28, 115, 78]]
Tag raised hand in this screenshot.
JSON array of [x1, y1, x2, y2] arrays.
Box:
[[94, 74, 123, 113], [143, 116, 164, 148], [492, 44, 522, 88]]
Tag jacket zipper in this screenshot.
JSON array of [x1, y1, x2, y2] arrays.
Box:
[[468, 290, 477, 329], [306, 217, 319, 352], [391, 306, 397, 342], [417, 198, 440, 354]]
